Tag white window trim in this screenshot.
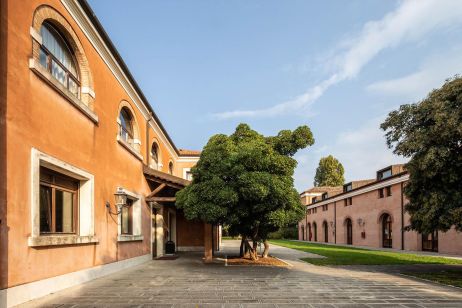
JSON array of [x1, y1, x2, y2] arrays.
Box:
[[29, 148, 97, 247], [116, 187, 143, 242], [116, 135, 143, 161], [182, 167, 191, 180]]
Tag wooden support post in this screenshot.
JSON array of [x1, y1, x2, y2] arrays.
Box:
[[203, 223, 213, 263]]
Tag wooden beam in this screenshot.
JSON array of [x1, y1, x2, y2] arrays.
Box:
[[149, 197, 176, 202], [147, 183, 166, 199]]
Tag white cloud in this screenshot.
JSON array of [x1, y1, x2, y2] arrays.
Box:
[[213, 0, 462, 119], [367, 47, 462, 99], [294, 116, 407, 191]]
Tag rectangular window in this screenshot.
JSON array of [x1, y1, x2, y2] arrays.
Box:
[[378, 168, 392, 180], [39, 167, 78, 234], [348, 197, 352, 205], [121, 199, 133, 235], [322, 204, 328, 211], [378, 188, 384, 198], [344, 199, 348, 206], [185, 171, 193, 181], [344, 183, 353, 192], [386, 186, 392, 197], [312, 197, 317, 203]]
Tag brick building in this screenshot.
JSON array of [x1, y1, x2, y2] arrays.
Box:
[[298, 165, 462, 255], [0, 0, 219, 306]]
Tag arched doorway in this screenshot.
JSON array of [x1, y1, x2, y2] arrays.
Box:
[[307, 223, 312, 241], [346, 218, 353, 245], [382, 214, 392, 248], [313, 222, 317, 242], [323, 221, 328, 243], [301, 225, 305, 241]]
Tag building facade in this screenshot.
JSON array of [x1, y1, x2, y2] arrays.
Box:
[[0, 0, 218, 306], [298, 165, 462, 255]]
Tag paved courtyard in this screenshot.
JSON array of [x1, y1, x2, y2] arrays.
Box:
[[20, 240, 462, 308]]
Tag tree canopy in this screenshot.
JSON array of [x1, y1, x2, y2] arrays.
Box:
[[176, 123, 314, 258], [313, 155, 345, 187], [381, 76, 462, 233]]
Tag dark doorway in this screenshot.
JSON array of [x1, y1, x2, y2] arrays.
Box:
[[422, 231, 438, 252], [346, 218, 353, 245], [307, 223, 311, 241], [382, 214, 392, 248], [301, 225, 305, 241], [313, 222, 317, 242], [323, 221, 328, 243]]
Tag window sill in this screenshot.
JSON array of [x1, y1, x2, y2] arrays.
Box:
[[29, 58, 99, 124], [28, 235, 99, 247], [117, 136, 143, 161], [117, 235, 144, 242]]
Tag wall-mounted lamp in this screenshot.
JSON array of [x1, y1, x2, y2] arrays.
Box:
[[106, 187, 128, 215], [114, 187, 128, 208]]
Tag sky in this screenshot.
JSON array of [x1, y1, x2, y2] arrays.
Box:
[[88, 0, 462, 191]]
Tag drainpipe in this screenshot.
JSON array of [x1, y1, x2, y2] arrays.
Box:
[[334, 201, 337, 244], [401, 182, 404, 250], [146, 115, 152, 164]]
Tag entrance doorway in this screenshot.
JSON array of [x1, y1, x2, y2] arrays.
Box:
[[346, 218, 353, 245], [422, 231, 438, 252], [323, 221, 328, 243], [382, 214, 392, 248]]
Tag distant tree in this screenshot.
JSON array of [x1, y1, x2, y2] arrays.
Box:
[[313, 155, 345, 187], [381, 76, 462, 233], [176, 123, 314, 260]]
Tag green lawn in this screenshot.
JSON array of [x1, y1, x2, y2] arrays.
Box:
[[269, 239, 462, 266], [403, 271, 462, 288]]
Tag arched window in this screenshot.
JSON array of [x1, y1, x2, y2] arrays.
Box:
[[150, 142, 159, 170], [382, 214, 392, 248], [345, 218, 353, 245], [39, 21, 79, 97], [168, 161, 174, 175], [323, 221, 328, 243], [118, 107, 134, 143], [313, 222, 317, 242]]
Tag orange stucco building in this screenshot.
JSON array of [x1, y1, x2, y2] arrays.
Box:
[[298, 165, 462, 256], [0, 0, 218, 306]]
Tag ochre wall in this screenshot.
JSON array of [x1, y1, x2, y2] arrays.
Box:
[[3, 0, 199, 289], [176, 211, 204, 247]]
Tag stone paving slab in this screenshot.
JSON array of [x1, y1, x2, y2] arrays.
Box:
[[18, 241, 462, 308]]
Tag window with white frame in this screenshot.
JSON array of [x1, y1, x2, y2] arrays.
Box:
[[117, 188, 143, 242], [29, 149, 97, 247]]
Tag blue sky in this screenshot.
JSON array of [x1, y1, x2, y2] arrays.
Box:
[[88, 0, 462, 191]]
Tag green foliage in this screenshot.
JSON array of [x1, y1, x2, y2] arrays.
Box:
[[176, 123, 314, 241], [268, 225, 298, 240], [313, 155, 345, 186], [270, 240, 462, 266], [381, 76, 462, 233]]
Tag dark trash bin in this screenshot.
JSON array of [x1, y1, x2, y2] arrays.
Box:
[[165, 240, 175, 254]]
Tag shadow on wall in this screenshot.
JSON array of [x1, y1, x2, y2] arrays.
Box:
[[0, 0, 8, 306]]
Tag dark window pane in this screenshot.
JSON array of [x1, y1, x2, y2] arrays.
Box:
[[55, 189, 74, 233], [39, 185, 52, 233]]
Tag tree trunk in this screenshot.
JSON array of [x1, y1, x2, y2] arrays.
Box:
[[239, 237, 245, 257], [244, 239, 257, 261], [252, 239, 259, 261], [262, 240, 269, 258]]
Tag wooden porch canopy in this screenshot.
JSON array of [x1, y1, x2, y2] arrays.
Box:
[[143, 165, 190, 203]]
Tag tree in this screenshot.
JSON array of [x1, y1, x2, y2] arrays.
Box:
[[381, 76, 462, 234], [313, 155, 345, 187], [176, 123, 314, 259]]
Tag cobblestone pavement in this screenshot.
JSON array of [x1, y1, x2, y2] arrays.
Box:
[[20, 241, 462, 308]]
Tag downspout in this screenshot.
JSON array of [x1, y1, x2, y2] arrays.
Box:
[[401, 182, 404, 250], [305, 205, 308, 241], [334, 201, 337, 244], [146, 115, 152, 164]]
